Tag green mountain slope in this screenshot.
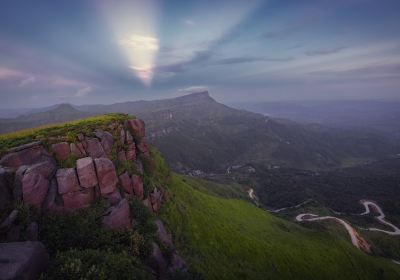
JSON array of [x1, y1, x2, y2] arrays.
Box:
[[161, 174, 400, 280]]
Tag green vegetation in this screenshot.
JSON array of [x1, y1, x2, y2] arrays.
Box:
[[161, 174, 400, 280], [42, 249, 150, 280], [39, 200, 156, 279], [0, 113, 132, 156]]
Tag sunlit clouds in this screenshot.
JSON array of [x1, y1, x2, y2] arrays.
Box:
[[100, 0, 160, 87], [118, 35, 159, 86]]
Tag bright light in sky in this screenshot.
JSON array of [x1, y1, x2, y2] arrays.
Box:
[[100, 0, 160, 87], [119, 34, 160, 86]]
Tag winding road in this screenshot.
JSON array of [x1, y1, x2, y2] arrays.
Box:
[[358, 200, 400, 235]]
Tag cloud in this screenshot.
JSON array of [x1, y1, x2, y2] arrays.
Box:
[[177, 85, 208, 94], [182, 19, 195, 26], [0, 67, 23, 79], [155, 50, 214, 74], [74, 86, 93, 97], [18, 76, 36, 87], [215, 56, 293, 65], [305, 47, 347, 56]]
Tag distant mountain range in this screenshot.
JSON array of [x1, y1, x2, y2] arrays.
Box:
[[230, 100, 400, 139], [1, 92, 399, 172]]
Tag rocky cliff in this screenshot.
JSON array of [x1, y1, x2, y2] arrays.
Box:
[[0, 114, 186, 279]]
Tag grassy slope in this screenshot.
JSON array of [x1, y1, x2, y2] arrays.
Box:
[[161, 175, 400, 280]]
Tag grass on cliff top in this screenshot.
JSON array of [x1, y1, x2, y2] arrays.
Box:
[[0, 113, 132, 155], [161, 174, 400, 280]]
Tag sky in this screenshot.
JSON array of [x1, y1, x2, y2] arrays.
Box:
[[0, 0, 400, 108]]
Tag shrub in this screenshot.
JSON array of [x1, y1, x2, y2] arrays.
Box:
[[42, 249, 151, 280]]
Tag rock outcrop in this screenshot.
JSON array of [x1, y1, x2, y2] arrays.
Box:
[[76, 157, 97, 188], [94, 157, 118, 195], [102, 199, 132, 230], [0, 241, 49, 280], [0, 117, 178, 277]]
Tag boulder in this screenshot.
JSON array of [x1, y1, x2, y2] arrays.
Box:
[[13, 166, 29, 202], [150, 188, 162, 212], [94, 158, 118, 195], [76, 157, 98, 188], [76, 142, 87, 156], [63, 188, 94, 212], [118, 150, 127, 163], [132, 175, 144, 200], [120, 129, 126, 145], [119, 172, 133, 195], [126, 119, 145, 140], [56, 168, 80, 195], [148, 242, 167, 278], [0, 241, 49, 280], [51, 142, 71, 161], [155, 220, 173, 248], [102, 199, 132, 230], [22, 172, 49, 208], [43, 178, 63, 213], [94, 130, 114, 156], [126, 144, 136, 161], [0, 167, 14, 210], [70, 143, 84, 157], [85, 138, 106, 158], [103, 189, 122, 205], [26, 160, 56, 179], [0, 143, 53, 170]]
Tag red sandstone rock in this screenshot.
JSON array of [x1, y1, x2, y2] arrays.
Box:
[[119, 172, 133, 195], [102, 199, 132, 230], [94, 130, 114, 156], [76, 142, 87, 156], [126, 130, 134, 144], [0, 143, 53, 169], [126, 144, 136, 161], [132, 175, 144, 200], [63, 188, 94, 212], [70, 143, 84, 157], [137, 139, 150, 154], [150, 188, 162, 212], [77, 133, 85, 142], [94, 157, 118, 195], [118, 150, 127, 162], [22, 167, 50, 208], [103, 189, 122, 205], [51, 142, 71, 161], [85, 138, 106, 158], [56, 168, 80, 194], [43, 178, 62, 213], [126, 119, 145, 140], [120, 129, 126, 145], [76, 157, 98, 188]]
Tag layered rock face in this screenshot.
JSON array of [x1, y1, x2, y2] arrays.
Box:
[[0, 117, 179, 279], [0, 117, 163, 217]]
